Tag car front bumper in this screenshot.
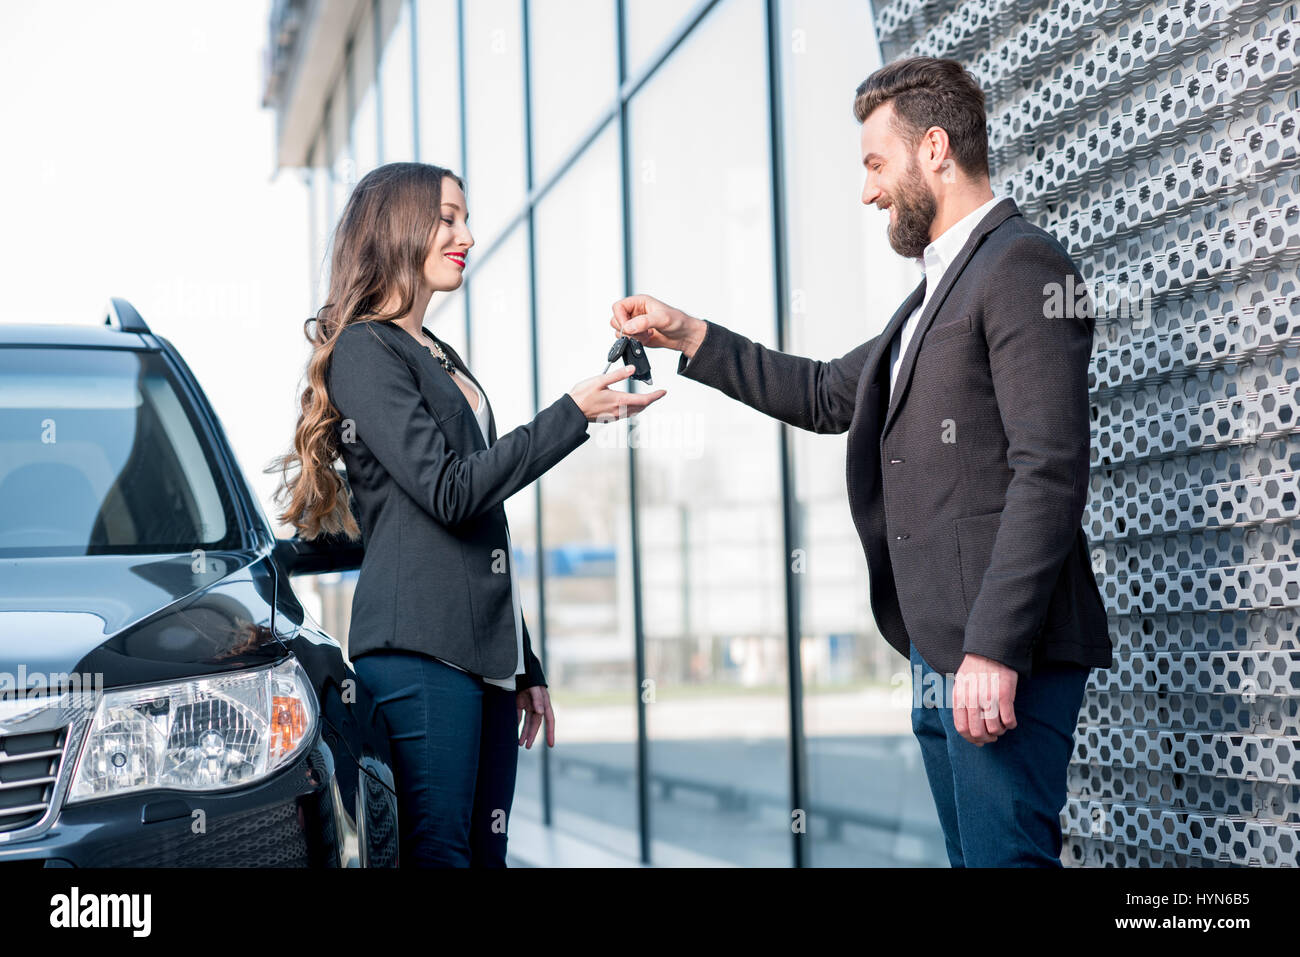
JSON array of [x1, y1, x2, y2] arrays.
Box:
[[0, 729, 352, 868]]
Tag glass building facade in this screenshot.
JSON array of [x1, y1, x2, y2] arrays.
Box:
[[278, 0, 937, 866]]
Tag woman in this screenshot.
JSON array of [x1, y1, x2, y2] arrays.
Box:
[[268, 161, 665, 866]]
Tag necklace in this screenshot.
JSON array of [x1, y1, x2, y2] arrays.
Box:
[[418, 330, 457, 375]]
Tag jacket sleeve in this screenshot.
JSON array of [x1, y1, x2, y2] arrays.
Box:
[[676, 319, 876, 434], [328, 322, 590, 527], [960, 235, 1095, 677], [517, 615, 547, 690]]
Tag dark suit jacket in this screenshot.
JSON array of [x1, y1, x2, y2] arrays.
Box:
[[677, 196, 1112, 679], [326, 318, 590, 685]]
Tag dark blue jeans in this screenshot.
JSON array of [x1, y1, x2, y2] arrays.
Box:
[[352, 650, 519, 867], [909, 640, 1089, 867]]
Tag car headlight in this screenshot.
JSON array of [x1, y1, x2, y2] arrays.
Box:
[[67, 657, 316, 803]]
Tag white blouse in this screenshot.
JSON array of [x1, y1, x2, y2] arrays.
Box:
[[431, 373, 526, 691]]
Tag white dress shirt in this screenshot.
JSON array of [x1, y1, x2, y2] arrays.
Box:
[[433, 374, 526, 692], [888, 194, 1003, 403]]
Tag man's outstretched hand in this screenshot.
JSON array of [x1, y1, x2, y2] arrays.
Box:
[[611, 294, 708, 360]]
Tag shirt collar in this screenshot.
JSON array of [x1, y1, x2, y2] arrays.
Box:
[[918, 194, 1003, 277]]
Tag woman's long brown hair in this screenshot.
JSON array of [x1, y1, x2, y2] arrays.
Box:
[[265, 162, 465, 541]]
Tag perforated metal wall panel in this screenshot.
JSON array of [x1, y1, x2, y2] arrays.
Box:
[[870, 0, 1300, 866]]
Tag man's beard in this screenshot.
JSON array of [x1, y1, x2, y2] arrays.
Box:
[[885, 157, 936, 259]]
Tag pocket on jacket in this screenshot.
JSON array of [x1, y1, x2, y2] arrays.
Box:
[[926, 314, 972, 346], [418, 379, 469, 424], [954, 509, 1002, 613]]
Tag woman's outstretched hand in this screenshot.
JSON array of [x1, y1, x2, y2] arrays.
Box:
[[568, 364, 666, 422], [516, 685, 555, 748]]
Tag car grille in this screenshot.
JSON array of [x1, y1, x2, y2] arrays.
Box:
[[0, 726, 68, 833]]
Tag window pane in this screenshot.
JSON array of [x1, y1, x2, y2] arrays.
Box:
[[628, 0, 790, 867], [462, 0, 527, 247], [505, 479, 542, 818], [310, 130, 331, 304], [352, 9, 380, 176], [623, 0, 702, 77], [528, 0, 617, 184], [414, 0, 462, 169], [534, 126, 638, 855], [378, 0, 416, 163], [777, 0, 945, 867], [467, 226, 532, 422], [328, 71, 353, 214], [0, 349, 239, 557]]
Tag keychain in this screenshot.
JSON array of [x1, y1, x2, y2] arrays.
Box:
[[603, 336, 654, 385]]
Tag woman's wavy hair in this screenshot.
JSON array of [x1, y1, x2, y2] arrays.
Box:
[[265, 161, 465, 542]]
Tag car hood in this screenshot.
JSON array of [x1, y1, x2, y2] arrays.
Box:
[[0, 550, 287, 690]]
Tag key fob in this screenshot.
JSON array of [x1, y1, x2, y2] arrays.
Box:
[[603, 336, 653, 386]]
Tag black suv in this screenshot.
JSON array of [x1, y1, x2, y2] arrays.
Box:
[[0, 299, 393, 867]]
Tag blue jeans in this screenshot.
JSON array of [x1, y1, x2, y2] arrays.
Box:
[[909, 640, 1089, 867], [351, 650, 519, 867]]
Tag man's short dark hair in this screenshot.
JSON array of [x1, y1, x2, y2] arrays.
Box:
[[853, 57, 990, 180]]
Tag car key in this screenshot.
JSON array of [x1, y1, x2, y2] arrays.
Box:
[[603, 336, 653, 386]]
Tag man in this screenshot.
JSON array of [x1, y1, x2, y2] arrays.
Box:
[[609, 56, 1112, 867]]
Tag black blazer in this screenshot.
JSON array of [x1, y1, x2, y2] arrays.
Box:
[[326, 318, 590, 685], [677, 197, 1112, 679]]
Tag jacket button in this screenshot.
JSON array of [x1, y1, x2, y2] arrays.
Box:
[[889, 457, 904, 464], [895, 533, 909, 540]]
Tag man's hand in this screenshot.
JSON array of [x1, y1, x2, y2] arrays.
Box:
[[952, 652, 1018, 746], [611, 294, 708, 359], [516, 684, 555, 749]]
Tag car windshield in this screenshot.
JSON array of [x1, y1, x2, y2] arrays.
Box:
[[0, 346, 241, 557]]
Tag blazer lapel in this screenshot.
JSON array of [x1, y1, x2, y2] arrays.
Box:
[[429, 333, 496, 447], [369, 320, 490, 451], [845, 278, 926, 471], [880, 196, 1021, 441], [862, 278, 926, 401]]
